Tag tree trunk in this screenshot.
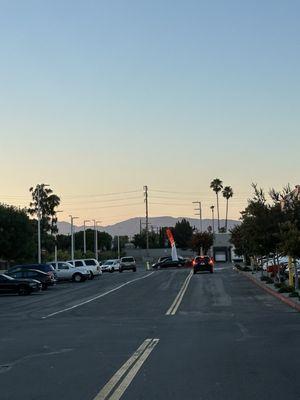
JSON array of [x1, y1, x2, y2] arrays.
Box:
[[225, 199, 229, 232]]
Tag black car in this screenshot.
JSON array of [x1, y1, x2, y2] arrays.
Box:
[[6, 269, 55, 290], [152, 258, 185, 269], [193, 256, 214, 274], [0, 274, 42, 295], [8, 264, 56, 280]]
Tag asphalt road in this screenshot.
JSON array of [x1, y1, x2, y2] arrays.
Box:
[[0, 264, 299, 400]]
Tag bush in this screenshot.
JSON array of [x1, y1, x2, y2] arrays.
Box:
[[289, 291, 299, 298], [265, 277, 274, 284], [278, 285, 294, 293]]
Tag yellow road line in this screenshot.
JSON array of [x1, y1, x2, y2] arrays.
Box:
[[166, 270, 193, 315]]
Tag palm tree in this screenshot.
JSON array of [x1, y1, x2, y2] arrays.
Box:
[[210, 178, 223, 232], [222, 186, 234, 232], [210, 205, 215, 233]]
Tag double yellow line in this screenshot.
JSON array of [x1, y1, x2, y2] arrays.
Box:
[[166, 269, 193, 315], [94, 338, 159, 400]]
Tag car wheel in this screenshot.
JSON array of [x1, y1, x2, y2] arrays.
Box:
[[111, 267, 115, 273], [18, 285, 30, 295], [73, 273, 82, 283], [210, 269, 214, 274], [193, 270, 197, 274], [119, 268, 123, 273], [133, 268, 136, 272], [42, 283, 48, 290], [90, 271, 94, 280]]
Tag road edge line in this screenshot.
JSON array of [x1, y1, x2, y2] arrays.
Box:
[[234, 268, 300, 312]]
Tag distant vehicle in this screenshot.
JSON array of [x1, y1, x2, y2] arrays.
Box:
[[66, 259, 102, 279], [6, 268, 55, 290], [119, 257, 136, 272], [48, 261, 90, 282], [102, 259, 120, 273], [0, 274, 42, 295], [152, 258, 185, 269], [7, 264, 56, 280], [193, 256, 214, 274]]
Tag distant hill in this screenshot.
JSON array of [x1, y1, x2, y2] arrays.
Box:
[[57, 216, 239, 237]]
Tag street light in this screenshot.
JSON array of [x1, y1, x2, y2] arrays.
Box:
[[69, 215, 79, 262], [37, 184, 50, 264], [93, 220, 102, 261], [54, 210, 63, 265], [83, 220, 91, 255]]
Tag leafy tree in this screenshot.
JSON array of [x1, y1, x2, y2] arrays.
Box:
[[0, 204, 35, 264], [28, 184, 61, 236], [190, 232, 213, 255], [210, 178, 223, 232], [173, 219, 194, 249], [222, 186, 234, 232]]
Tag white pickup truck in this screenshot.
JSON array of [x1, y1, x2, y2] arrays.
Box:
[[66, 259, 102, 279], [48, 261, 90, 282]]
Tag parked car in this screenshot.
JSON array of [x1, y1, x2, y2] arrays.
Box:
[[6, 268, 55, 290], [48, 261, 90, 282], [152, 258, 185, 269], [102, 259, 120, 273], [193, 256, 214, 274], [7, 264, 56, 280], [66, 259, 102, 279], [119, 257, 136, 272], [0, 274, 42, 295]]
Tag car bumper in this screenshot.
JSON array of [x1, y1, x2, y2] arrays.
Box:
[[194, 264, 212, 272]]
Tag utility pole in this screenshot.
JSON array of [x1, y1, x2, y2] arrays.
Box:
[[83, 220, 90, 255], [54, 210, 63, 265], [193, 201, 203, 233], [36, 183, 50, 264], [69, 215, 78, 262], [144, 186, 149, 256], [139, 218, 142, 235], [93, 220, 101, 261], [210, 205, 215, 233]]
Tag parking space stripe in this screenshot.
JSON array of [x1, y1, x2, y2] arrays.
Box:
[[42, 272, 155, 319], [166, 269, 193, 315], [93, 338, 159, 400]]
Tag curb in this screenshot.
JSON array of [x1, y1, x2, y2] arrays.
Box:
[[234, 268, 300, 313]]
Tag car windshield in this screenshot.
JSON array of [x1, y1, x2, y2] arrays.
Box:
[[104, 261, 113, 265]]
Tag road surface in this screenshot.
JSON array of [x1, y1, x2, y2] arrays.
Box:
[[0, 264, 299, 399]]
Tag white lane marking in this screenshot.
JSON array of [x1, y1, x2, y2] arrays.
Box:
[[110, 339, 159, 400], [93, 338, 159, 400], [166, 269, 193, 315], [93, 339, 152, 400], [42, 272, 155, 319]]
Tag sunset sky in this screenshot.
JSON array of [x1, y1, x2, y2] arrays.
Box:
[[1, 1, 299, 225]]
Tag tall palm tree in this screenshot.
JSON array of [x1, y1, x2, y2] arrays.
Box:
[[222, 186, 234, 232], [210, 178, 223, 232]]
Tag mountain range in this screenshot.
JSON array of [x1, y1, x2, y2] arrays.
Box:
[[57, 216, 239, 237]]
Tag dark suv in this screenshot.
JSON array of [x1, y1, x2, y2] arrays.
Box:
[[8, 264, 56, 280], [193, 256, 214, 274], [6, 269, 55, 290]]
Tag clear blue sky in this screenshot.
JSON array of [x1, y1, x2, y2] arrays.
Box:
[[0, 0, 299, 224]]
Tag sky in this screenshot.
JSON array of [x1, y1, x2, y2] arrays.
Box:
[[0, 0, 299, 226]]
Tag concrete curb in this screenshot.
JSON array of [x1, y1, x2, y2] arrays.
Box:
[[234, 267, 300, 313]]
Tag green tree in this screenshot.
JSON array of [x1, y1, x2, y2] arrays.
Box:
[[190, 232, 214, 255], [174, 219, 194, 249], [0, 204, 35, 264], [222, 186, 234, 232], [28, 184, 61, 236], [210, 178, 223, 232]]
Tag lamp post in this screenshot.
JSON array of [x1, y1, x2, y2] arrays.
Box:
[[69, 215, 79, 262], [37, 184, 50, 264], [54, 210, 63, 265], [83, 220, 91, 255], [93, 220, 101, 261], [210, 205, 215, 233]]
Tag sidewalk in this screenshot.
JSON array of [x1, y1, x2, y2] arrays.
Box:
[[234, 266, 300, 312]]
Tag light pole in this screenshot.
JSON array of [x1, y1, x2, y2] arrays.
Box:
[[54, 210, 63, 265], [69, 215, 79, 262], [210, 205, 215, 233], [37, 184, 50, 264], [193, 201, 202, 233], [93, 220, 101, 261], [83, 220, 91, 255]]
